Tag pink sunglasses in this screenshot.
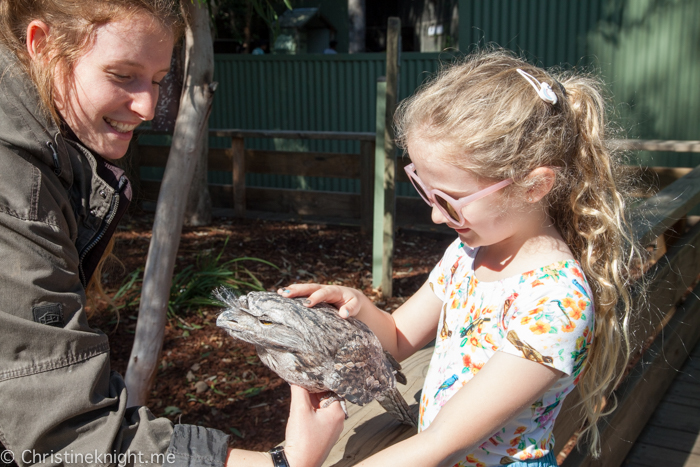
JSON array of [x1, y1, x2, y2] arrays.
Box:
[[404, 163, 513, 227]]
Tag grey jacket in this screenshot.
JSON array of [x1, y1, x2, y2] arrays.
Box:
[[0, 47, 229, 465]]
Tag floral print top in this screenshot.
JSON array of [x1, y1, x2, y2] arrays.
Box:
[[419, 239, 594, 466]]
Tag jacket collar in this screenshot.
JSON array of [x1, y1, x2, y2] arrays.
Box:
[[0, 46, 73, 187]]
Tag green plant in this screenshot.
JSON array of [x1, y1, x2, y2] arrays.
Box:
[[112, 237, 278, 319]]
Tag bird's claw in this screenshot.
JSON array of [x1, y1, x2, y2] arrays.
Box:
[[318, 393, 348, 419]]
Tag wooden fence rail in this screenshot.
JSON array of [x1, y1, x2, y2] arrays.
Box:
[[133, 129, 434, 233], [132, 132, 699, 234]]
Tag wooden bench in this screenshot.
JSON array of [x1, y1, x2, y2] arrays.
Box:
[[323, 164, 700, 467]]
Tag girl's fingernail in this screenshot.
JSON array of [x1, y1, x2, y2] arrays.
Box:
[[283, 289, 291, 294], [342, 309, 350, 318], [304, 299, 311, 306]]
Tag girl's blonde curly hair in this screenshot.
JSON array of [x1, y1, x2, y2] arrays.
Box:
[[395, 48, 642, 456]]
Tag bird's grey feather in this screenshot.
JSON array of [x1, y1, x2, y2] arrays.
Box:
[[215, 289, 416, 426]]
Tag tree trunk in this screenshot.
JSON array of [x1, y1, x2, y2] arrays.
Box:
[[124, 1, 217, 407], [152, 42, 184, 132], [348, 0, 366, 53], [184, 134, 212, 226]]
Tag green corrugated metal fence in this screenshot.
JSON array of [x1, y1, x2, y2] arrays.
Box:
[[460, 0, 700, 167], [140, 0, 699, 191]]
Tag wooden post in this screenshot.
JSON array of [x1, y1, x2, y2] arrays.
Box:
[[232, 136, 246, 217], [382, 17, 400, 298], [372, 78, 387, 290], [360, 139, 375, 235]]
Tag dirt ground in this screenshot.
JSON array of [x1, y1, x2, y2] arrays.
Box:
[[89, 212, 453, 451]]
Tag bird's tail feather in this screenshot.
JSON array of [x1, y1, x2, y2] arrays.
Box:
[[378, 387, 418, 427]]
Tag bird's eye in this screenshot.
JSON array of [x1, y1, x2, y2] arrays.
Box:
[[260, 319, 274, 326]]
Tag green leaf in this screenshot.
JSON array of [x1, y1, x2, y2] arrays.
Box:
[[229, 427, 245, 438], [163, 406, 182, 416], [114, 235, 278, 321], [239, 387, 262, 397]]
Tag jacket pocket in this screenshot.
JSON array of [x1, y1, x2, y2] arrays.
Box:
[[0, 150, 41, 222]]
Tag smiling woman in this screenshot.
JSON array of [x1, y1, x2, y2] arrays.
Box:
[[46, 15, 174, 159], [0, 1, 344, 467]]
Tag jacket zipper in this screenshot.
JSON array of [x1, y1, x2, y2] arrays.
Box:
[[78, 189, 120, 287], [47, 141, 61, 176]]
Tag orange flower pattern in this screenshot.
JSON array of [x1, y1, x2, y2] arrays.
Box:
[[419, 239, 594, 465]]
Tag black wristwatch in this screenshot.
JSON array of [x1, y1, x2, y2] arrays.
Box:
[[269, 446, 290, 467]]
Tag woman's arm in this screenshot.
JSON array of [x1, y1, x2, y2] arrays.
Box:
[[226, 385, 345, 467], [355, 352, 562, 467], [280, 280, 442, 361]]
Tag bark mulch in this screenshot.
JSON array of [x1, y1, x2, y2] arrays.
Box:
[[89, 212, 453, 451]]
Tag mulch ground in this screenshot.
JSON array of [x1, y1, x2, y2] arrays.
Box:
[[89, 212, 453, 451]]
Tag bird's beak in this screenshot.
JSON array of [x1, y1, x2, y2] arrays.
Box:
[[216, 310, 240, 329]]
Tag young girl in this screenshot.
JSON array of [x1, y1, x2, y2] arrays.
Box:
[[281, 49, 638, 466]]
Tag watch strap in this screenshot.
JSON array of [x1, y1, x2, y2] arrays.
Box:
[[269, 446, 290, 467]]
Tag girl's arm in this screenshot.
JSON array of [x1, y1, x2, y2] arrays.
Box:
[[357, 351, 563, 467], [280, 281, 442, 361]]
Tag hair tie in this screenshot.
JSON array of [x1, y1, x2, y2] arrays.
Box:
[[555, 80, 567, 99], [516, 69, 558, 105]]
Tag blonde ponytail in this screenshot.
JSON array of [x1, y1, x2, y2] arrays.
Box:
[[555, 76, 642, 455]]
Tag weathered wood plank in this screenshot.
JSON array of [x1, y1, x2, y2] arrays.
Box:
[[646, 400, 700, 433], [666, 392, 700, 408], [138, 130, 700, 152], [245, 150, 361, 178], [561, 279, 700, 467], [610, 139, 700, 153], [630, 219, 700, 354], [139, 144, 170, 168], [674, 370, 700, 385], [681, 357, 700, 372], [396, 196, 435, 227], [630, 164, 700, 246], [144, 181, 442, 228], [142, 181, 362, 219], [630, 166, 694, 192], [322, 346, 431, 466], [624, 443, 700, 467], [551, 390, 584, 454], [233, 186, 361, 219], [145, 146, 363, 178], [232, 137, 245, 217], [243, 187, 360, 218], [558, 220, 700, 465], [666, 380, 700, 401], [209, 129, 376, 141], [634, 425, 700, 456]]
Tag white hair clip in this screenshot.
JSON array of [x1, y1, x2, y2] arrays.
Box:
[[516, 68, 558, 105]]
